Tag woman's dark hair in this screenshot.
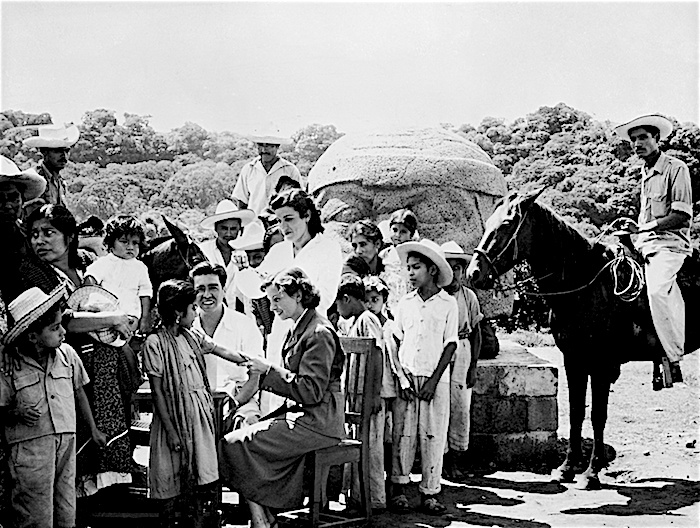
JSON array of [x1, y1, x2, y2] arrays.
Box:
[[157, 279, 196, 327], [337, 273, 366, 301], [104, 214, 146, 251], [26, 204, 80, 270], [349, 220, 383, 246], [274, 175, 301, 193], [263, 224, 284, 253], [261, 267, 320, 309], [343, 254, 371, 278], [389, 208, 418, 235], [190, 261, 227, 288], [269, 189, 324, 237]]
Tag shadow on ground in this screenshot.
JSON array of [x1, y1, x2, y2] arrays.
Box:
[[561, 477, 700, 517]]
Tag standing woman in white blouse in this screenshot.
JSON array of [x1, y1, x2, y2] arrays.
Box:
[[238, 189, 343, 415]]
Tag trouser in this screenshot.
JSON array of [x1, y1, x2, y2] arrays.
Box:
[[448, 338, 473, 452], [645, 251, 687, 363], [391, 377, 449, 495], [9, 433, 76, 528]]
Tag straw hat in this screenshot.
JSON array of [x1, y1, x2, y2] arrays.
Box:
[[0, 156, 47, 201], [613, 114, 673, 141], [230, 221, 265, 251], [396, 238, 453, 288], [246, 125, 292, 146], [3, 285, 66, 344], [441, 240, 473, 261], [200, 200, 257, 230], [23, 124, 80, 149], [66, 285, 126, 347]]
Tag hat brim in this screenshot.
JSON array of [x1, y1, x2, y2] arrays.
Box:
[[247, 135, 293, 146], [201, 209, 257, 230], [3, 285, 66, 344], [0, 169, 47, 201], [396, 241, 454, 288], [445, 252, 473, 261], [614, 114, 673, 141], [66, 285, 125, 347], [23, 138, 79, 148]]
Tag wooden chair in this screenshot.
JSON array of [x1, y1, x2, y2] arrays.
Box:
[[280, 336, 380, 528]]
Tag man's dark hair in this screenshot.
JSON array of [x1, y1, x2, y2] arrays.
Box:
[[190, 261, 227, 288]]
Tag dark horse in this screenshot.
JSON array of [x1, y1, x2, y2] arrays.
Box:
[[141, 216, 207, 294], [467, 188, 699, 489]]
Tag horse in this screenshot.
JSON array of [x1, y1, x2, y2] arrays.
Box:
[[466, 187, 699, 489], [141, 216, 207, 294]]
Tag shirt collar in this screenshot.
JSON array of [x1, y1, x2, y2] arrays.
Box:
[[644, 152, 670, 179]]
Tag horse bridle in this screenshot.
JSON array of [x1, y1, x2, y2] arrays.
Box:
[[174, 237, 197, 270], [473, 202, 530, 282]]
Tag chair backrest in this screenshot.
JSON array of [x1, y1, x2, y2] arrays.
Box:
[[338, 336, 380, 445]]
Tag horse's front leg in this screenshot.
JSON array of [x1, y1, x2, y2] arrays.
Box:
[[577, 373, 612, 490], [551, 361, 587, 483]]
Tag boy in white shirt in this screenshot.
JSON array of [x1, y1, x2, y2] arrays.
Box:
[[85, 215, 153, 333], [390, 239, 458, 515]]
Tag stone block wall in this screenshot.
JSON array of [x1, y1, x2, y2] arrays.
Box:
[[469, 341, 559, 467]]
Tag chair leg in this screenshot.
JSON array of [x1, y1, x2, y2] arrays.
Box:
[[359, 457, 371, 519]]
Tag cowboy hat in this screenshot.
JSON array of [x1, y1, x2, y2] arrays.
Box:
[[246, 126, 292, 146], [0, 156, 47, 201], [3, 285, 66, 344], [66, 285, 126, 347], [200, 200, 257, 230], [441, 241, 473, 261], [396, 238, 453, 288], [22, 124, 80, 149], [230, 220, 265, 251], [613, 114, 673, 141]]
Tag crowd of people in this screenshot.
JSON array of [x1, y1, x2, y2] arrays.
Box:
[[0, 112, 692, 528]]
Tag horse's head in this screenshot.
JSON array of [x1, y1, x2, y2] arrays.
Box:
[[467, 186, 546, 289], [142, 216, 207, 291]]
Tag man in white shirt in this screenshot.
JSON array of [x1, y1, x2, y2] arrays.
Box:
[[232, 129, 302, 216], [191, 261, 265, 430], [199, 199, 257, 310]]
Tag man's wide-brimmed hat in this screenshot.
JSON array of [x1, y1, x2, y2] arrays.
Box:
[[66, 285, 126, 347], [0, 156, 47, 201], [23, 124, 80, 149], [201, 200, 257, 230], [396, 238, 454, 288], [3, 285, 66, 344], [441, 241, 473, 261], [246, 126, 292, 146], [613, 114, 673, 141], [230, 221, 265, 251]]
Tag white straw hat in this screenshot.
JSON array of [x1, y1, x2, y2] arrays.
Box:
[[66, 285, 126, 347], [200, 200, 257, 230], [3, 285, 66, 344], [441, 240, 473, 261], [230, 221, 265, 251], [0, 156, 47, 201], [23, 124, 80, 149], [396, 238, 453, 288], [613, 114, 673, 141], [246, 125, 292, 146]]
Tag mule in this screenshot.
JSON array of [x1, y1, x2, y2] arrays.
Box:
[[467, 187, 699, 489], [141, 216, 207, 293]]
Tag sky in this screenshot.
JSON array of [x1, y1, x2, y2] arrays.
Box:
[[1, 1, 698, 137]]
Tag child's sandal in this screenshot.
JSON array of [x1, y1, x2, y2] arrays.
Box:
[[389, 494, 410, 512], [421, 496, 446, 515]]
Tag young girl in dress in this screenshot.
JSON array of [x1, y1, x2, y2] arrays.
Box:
[[143, 279, 248, 527]]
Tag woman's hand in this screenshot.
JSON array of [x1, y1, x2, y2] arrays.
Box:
[[111, 313, 133, 341], [245, 356, 273, 377], [92, 428, 108, 447], [167, 430, 182, 453]]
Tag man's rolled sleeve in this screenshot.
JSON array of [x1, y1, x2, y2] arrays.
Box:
[[670, 164, 693, 216]]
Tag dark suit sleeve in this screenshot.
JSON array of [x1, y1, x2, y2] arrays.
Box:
[[262, 325, 335, 406]]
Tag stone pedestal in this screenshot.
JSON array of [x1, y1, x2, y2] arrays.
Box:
[[470, 340, 559, 467]]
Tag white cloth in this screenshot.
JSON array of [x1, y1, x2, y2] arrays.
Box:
[[231, 157, 302, 216], [257, 234, 343, 414], [391, 376, 449, 495], [192, 306, 263, 392], [392, 289, 459, 384], [85, 253, 153, 319], [198, 238, 241, 309], [644, 251, 687, 363]]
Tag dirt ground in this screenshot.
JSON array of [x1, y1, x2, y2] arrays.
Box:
[[362, 347, 700, 528]]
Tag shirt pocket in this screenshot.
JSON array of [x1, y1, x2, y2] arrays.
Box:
[[14, 372, 44, 407], [650, 194, 668, 218], [50, 365, 74, 397]]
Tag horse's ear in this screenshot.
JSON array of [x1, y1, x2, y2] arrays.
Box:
[[162, 215, 188, 247], [520, 182, 552, 206]]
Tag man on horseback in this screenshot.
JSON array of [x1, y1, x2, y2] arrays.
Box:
[[614, 114, 693, 384]]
